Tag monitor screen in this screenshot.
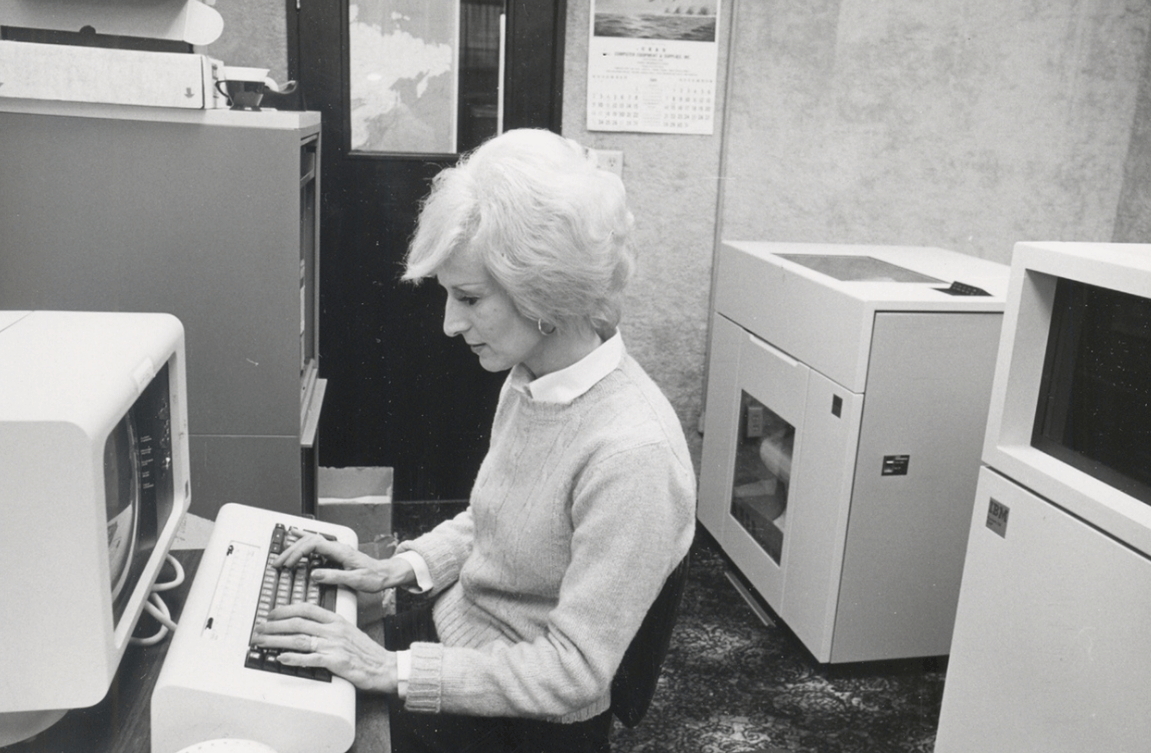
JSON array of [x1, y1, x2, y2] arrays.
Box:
[[106, 362, 177, 627], [1032, 277, 1151, 506]]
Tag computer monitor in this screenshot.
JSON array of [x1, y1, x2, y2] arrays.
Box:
[[983, 241, 1151, 551], [0, 311, 191, 746]]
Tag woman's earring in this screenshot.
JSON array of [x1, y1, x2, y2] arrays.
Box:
[[537, 318, 557, 336]]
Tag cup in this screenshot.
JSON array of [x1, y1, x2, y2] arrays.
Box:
[[216, 79, 265, 110], [216, 66, 298, 111]]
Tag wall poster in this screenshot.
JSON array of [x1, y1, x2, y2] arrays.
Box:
[[348, 0, 460, 154], [586, 0, 719, 135]]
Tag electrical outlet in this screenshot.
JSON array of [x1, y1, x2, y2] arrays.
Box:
[[594, 149, 624, 177]]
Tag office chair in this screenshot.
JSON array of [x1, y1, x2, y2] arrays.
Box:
[[610, 553, 691, 728]]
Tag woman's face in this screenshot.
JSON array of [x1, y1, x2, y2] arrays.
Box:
[[436, 246, 547, 374]]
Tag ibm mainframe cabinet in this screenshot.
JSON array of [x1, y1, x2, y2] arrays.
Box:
[[0, 100, 325, 519], [935, 242, 1151, 752], [700, 242, 1008, 663]]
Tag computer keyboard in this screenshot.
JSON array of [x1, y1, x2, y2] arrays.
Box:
[[245, 524, 337, 681], [151, 503, 358, 753]]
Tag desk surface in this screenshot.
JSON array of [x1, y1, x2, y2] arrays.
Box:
[[9, 551, 390, 753]]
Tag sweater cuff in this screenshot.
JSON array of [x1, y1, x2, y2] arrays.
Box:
[[403, 642, 444, 714]]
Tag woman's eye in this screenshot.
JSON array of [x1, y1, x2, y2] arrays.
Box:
[[458, 295, 479, 306]]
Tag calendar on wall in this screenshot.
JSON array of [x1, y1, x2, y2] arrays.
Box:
[[586, 0, 720, 135]]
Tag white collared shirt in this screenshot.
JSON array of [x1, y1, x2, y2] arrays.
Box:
[[508, 330, 624, 403]]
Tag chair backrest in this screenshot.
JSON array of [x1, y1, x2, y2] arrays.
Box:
[[610, 553, 691, 728]]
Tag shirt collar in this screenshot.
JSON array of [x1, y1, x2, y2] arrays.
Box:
[[509, 331, 624, 404]]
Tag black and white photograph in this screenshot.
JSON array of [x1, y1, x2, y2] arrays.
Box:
[[2, 1, 1150, 752]]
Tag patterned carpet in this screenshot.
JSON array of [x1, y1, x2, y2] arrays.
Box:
[[610, 533, 946, 753], [393, 503, 947, 753]]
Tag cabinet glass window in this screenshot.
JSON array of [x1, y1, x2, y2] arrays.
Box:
[[731, 393, 794, 564]]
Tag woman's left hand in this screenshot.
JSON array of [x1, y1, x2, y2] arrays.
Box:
[[253, 602, 398, 694]]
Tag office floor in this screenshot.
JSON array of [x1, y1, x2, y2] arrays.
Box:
[[393, 502, 947, 753], [611, 537, 946, 752]]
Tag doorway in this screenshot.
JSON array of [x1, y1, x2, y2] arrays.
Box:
[[288, 0, 567, 500]]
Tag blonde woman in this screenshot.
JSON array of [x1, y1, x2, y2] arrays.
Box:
[[256, 129, 695, 753]]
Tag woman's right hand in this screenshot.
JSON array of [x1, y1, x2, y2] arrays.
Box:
[[273, 532, 416, 594]]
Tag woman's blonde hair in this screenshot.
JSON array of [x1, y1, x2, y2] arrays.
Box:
[[403, 129, 636, 336]]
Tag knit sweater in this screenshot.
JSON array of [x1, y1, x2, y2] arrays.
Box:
[[395, 353, 696, 723]]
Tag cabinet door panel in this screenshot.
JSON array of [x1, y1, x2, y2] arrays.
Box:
[[833, 312, 998, 662], [781, 370, 861, 661], [720, 331, 809, 608]]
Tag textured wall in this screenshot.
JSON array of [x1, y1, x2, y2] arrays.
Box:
[[563, 1, 732, 468], [720, 0, 1151, 263], [196, 0, 288, 84], [1115, 15, 1151, 244]]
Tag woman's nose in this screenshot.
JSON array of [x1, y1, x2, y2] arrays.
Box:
[[443, 298, 468, 337]]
